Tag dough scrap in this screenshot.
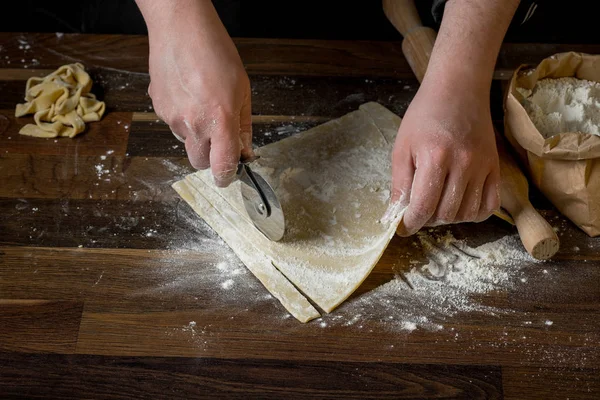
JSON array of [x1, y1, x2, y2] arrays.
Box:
[[173, 102, 405, 322], [15, 63, 106, 138]]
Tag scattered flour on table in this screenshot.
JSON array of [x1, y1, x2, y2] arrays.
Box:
[[94, 164, 110, 178], [147, 193, 539, 335], [182, 321, 196, 334], [131, 197, 268, 307], [321, 231, 540, 332], [221, 279, 234, 290], [517, 76, 600, 137]]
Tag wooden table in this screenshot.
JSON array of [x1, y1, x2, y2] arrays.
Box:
[[0, 32, 599, 399]]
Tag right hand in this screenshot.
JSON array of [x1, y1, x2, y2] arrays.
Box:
[[144, 1, 254, 187]]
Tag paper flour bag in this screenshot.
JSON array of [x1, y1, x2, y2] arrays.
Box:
[[504, 51, 600, 237]]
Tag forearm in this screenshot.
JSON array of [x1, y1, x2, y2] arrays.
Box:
[[424, 0, 520, 96], [135, 0, 225, 44]]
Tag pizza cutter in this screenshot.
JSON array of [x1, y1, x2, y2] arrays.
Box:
[[236, 158, 285, 241]]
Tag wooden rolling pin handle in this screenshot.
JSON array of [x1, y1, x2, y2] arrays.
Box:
[[511, 205, 559, 260], [383, 0, 435, 82], [497, 134, 559, 260], [401, 28, 437, 83], [382, 0, 425, 36]]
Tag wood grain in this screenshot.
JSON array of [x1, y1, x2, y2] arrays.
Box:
[[131, 112, 331, 124], [502, 367, 600, 400], [0, 110, 131, 156], [0, 198, 201, 248], [0, 73, 510, 123], [0, 154, 191, 201], [0, 353, 503, 399], [0, 300, 83, 353], [2, 33, 600, 78]]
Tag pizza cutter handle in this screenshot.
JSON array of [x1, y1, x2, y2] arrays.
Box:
[[237, 163, 271, 218]]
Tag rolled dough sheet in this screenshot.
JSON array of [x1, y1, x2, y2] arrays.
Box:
[[172, 102, 405, 322]]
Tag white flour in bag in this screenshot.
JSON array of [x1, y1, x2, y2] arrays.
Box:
[[517, 76, 600, 138]]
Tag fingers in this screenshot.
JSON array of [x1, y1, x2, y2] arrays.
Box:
[[453, 177, 484, 223], [184, 134, 211, 170], [239, 91, 255, 162], [427, 172, 468, 225], [396, 154, 447, 237], [170, 105, 248, 187], [476, 167, 501, 222]]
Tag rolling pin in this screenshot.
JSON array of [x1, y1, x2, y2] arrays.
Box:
[[383, 0, 559, 260]]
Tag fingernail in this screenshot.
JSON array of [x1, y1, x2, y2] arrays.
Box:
[[214, 168, 238, 187], [395, 222, 410, 237], [214, 178, 233, 188], [241, 153, 259, 164], [214, 175, 233, 188], [380, 200, 407, 225], [170, 129, 185, 143]]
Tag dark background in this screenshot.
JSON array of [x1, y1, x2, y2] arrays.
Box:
[[0, 1, 598, 44]]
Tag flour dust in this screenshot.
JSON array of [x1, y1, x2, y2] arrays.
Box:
[[318, 231, 540, 332]]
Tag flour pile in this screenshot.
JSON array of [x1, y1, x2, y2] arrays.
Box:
[[517, 77, 600, 138], [322, 232, 539, 332]]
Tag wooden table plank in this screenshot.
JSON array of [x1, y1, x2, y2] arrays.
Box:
[[1, 73, 421, 115], [74, 307, 599, 368], [0, 154, 191, 201], [2, 33, 600, 78], [0, 110, 130, 156], [0, 198, 201, 248], [0, 352, 503, 399], [0, 300, 83, 353], [0, 71, 508, 121], [0, 69, 152, 111], [0, 246, 231, 301], [502, 367, 600, 400]]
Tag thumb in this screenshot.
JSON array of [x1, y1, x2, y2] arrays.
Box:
[[391, 142, 414, 235], [391, 142, 414, 207], [210, 115, 241, 188]]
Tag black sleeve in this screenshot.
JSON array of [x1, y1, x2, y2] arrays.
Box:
[[431, 1, 540, 26], [431, 0, 447, 24]]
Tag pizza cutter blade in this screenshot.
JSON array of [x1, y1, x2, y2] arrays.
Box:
[[236, 160, 285, 241]]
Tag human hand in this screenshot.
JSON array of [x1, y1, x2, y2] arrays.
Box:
[[142, 0, 254, 187], [391, 79, 501, 236]]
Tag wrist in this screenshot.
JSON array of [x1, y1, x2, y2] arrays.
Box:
[[422, 63, 492, 102], [137, 0, 213, 41]]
